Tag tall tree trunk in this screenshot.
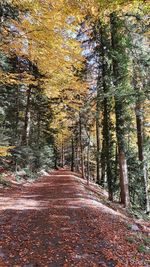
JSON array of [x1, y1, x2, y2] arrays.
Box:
[[101, 139, 106, 187], [71, 136, 75, 172], [86, 133, 90, 185], [21, 86, 31, 146], [14, 85, 19, 143], [61, 137, 64, 168], [110, 12, 130, 207], [136, 101, 144, 161], [75, 137, 79, 173], [96, 105, 101, 184], [114, 144, 118, 186], [79, 114, 85, 178], [100, 24, 114, 200], [135, 96, 150, 213], [103, 98, 113, 200], [54, 146, 58, 169], [36, 108, 41, 149]]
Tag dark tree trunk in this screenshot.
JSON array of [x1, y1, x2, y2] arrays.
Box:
[[79, 114, 85, 178], [100, 24, 114, 200], [96, 107, 101, 184], [71, 136, 75, 172], [75, 139, 79, 173], [86, 133, 90, 185], [61, 138, 64, 168], [37, 112, 41, 148], [103, 98, 113, 200], [54, 147, 58, 169], [101, 138, 106, 187], [14, 85, 19, 143], [110, 12, 130, 207], [135, 101, 144, 161], [135, 94, 150, 213], [21, 86, 31, 146]]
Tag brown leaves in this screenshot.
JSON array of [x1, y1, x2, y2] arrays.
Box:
[[0, 170, 149, 266]]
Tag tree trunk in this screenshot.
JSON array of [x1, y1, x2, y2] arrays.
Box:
[[96, 108, 101, 184], [115, 99, 130, 207], [54, 146, 58, 169], [14, 85, 19, 143], [86, 134, 90, 185], [37, 112, 41, 148], [101, 138, 106, 187], [79, 114, 85, 178], [118, 150, 130, 206], [103, 98, 113, 201], [71, 136, 75, 172], [100, 24, 114, 200], [135, 98, 150, 213], [75, 140, 79, 173], [61, 138, 64, 168], [110, 12, 130, 207], [136, 101, 144, 161], [21, 86, 31, 146]]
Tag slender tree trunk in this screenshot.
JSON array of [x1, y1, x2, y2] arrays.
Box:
[[86, 134, 90, 185], [14, 85, 19, 143], [54, 146, 58, 169], [37, 112, 41, 148], [133, 62, 150, 212], [101, 138, 106, 187], [75, 138, 79, 172], [100, 24, 114, 200], [71, 136, 74, 172], [96, 108, 101, 184], [61, 138, 64, 168], [79, 114, 85, 178], [103, 98, 113, 200], [21, 86, 31, 146], [114, 144, 118, 186], [110, 12, 130, 207], [135, 97, 150, 213], [135, 101, 143, 161], [115, 99, 130, 207], [143, 165, 150, 213]]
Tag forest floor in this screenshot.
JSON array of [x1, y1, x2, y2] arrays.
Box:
[[0, 170, 150, 267]]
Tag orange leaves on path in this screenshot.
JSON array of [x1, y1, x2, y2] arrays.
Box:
[[0, 170, 149, 266]]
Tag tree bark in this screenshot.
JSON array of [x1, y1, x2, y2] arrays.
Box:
[[79, 113, 85, 178], [135, 94, 150, 213], [100, 24, 114, 200], [86, 133, 90, 185], [135, 101, 144, 161], [61, 138, 64, 168], [96, 107, 101, 184], [110, 12, 130, 207], [21, 86, 31, 146], [71, 136, 75, 172]]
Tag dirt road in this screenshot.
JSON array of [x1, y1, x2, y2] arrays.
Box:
[[0, 170, 149, 267]]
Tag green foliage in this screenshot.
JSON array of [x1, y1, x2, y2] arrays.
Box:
[[126, 236, 135, 244], [126, 224, 132, 230], [0, 174, 11, 187], [38, 145, 55, 171], [10, 144, 55, 173], [143, 236, 150, 246], [138, 244, 149, 254]]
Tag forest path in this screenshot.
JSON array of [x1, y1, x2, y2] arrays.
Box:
[[0, 170, 148, 267]]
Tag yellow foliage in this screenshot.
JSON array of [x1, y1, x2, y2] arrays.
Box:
[[0, 146, 15, 157], [1, 0, 148, 149]]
